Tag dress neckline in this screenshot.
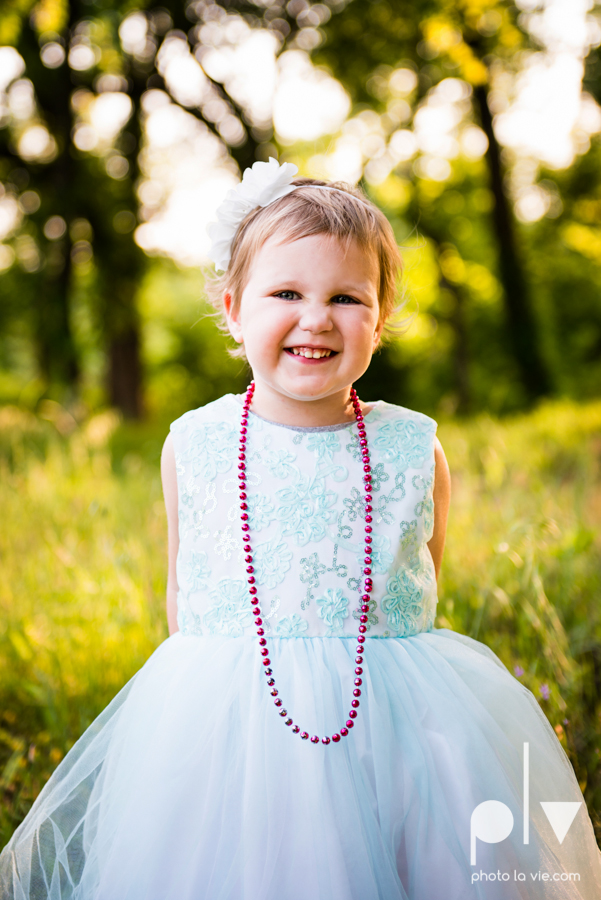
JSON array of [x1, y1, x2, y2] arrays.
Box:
[[227, 394, 381, 433]]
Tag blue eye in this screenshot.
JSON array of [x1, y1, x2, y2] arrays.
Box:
[[332, 295, 359, 304], [275, 290, 298, 300]]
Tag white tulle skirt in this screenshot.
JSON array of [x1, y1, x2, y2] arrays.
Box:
[[1, 628, 600, 900]]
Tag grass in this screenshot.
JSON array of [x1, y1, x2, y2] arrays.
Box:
[[0, 399, 600, 848]]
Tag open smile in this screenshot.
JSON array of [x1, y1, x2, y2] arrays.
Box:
[[284, 346, 338, 360]]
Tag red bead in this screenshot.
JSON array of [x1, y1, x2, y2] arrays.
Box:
[[241, 382, 371, 749], [354, 677, 362, 684]]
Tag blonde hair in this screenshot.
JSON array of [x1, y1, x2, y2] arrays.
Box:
[[205, 177, 405, 357]]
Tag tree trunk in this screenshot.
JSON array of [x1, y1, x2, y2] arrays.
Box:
[[17, 16, 80, 391], [109, 325, 143, 419], [473, 83, 551, 400]]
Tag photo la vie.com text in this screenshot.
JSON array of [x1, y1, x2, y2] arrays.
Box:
[[470, 743, 582, 885]]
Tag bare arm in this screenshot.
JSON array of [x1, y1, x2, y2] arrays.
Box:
[[427, 437, 451, 580], [161, 432, 180, 635]]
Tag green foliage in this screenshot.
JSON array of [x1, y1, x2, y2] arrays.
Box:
[[1, 398, 600, 845]]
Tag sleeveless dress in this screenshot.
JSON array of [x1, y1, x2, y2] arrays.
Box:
[[1, 394, 601, 900]]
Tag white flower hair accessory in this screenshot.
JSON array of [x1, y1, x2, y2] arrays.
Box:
[[207, 157, 299, 272]]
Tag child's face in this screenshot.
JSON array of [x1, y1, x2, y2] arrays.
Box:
[[224, 233, 382, 409]]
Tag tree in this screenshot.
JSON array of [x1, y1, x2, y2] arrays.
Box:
[[0, 0, 305, 416], [314, 0, 554, 401]]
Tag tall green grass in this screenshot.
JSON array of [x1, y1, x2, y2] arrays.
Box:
[[1, 400, 600, 847]]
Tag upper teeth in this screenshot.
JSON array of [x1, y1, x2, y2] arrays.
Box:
[[291, 348, 332, 358]]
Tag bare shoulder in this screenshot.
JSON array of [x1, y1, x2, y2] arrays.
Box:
[[161, 432, 175, 475]]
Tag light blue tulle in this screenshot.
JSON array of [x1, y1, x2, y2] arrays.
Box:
[[2, 629, 600, 899]]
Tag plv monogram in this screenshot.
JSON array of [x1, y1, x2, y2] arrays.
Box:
[[470, 743, 582, 865]]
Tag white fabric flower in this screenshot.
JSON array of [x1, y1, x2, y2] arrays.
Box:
[[207, 157, 299, 272]]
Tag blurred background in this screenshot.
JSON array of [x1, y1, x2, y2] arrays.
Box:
[[1, 0, 601, 849]]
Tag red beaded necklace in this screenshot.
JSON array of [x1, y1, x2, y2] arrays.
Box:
[[238, 381, 374, 745]]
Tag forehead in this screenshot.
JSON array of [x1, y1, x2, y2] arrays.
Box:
[[247, 232, 379, 288]]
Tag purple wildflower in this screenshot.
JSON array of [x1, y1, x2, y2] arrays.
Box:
[[514, 665, 524, 677], [539, 683, 550, 700]]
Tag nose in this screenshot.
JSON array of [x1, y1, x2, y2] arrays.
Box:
[[298, 299, 334, 334]]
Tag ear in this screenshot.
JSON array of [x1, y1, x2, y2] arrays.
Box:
[[223, 292, 243, 343], [372, 317, 385, 350]]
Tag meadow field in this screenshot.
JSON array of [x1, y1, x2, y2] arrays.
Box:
[[1, 399, 600, 847]]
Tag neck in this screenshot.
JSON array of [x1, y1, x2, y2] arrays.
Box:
[[247, 382, 368, 427]]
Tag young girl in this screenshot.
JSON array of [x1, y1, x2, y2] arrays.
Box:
[[1, 159, 600, 900]]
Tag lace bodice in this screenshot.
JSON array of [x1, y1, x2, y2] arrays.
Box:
[[170, 394, 438, 639]]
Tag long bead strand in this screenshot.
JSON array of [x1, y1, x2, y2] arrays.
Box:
[[238, 381, 373, 745]]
